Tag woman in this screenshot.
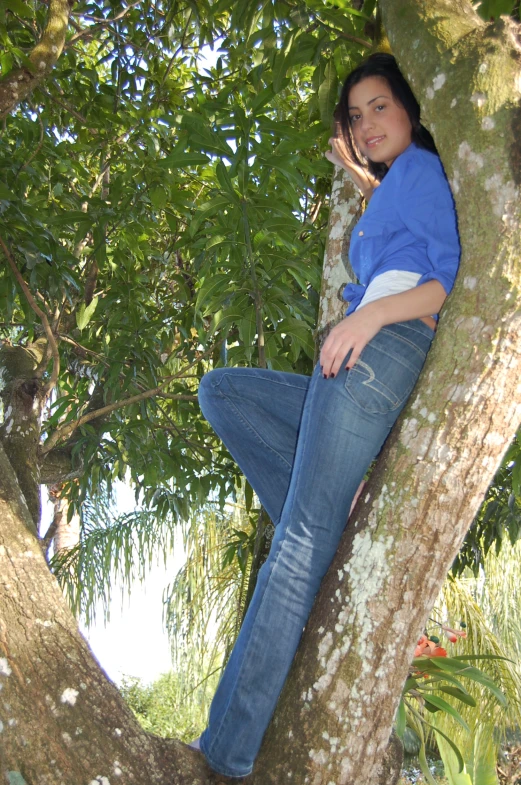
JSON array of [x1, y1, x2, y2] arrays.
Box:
[[193, 53, 460, 779]]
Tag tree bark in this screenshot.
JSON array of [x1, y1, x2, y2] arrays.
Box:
[[0, 341, 47, 530], [1, 1, 521, 782], [0, 0, 74, 120], [248, 3, 521, 784], [0, 438, 233, 783], [316, 165, 360, 342]]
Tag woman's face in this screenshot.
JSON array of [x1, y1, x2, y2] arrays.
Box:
[[347, 76, 413, 168]]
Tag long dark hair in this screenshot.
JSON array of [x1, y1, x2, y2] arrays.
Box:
[[335, 53, 437, 181]]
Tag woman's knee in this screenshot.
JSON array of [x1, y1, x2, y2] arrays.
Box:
[[198, 369, 224, 417]]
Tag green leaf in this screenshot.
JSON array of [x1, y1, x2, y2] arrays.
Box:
[[245, 481, 253, 513], [318, 60, 339, 127], [477, 0, 517, 20], [4, 0, 34, 18], [395, 698, 406, 738], [76, 296, 99, 331], [431, 657, 507, 706], [149, 186, 168, 208], [195, 274, 231, 312], [422, 694, 470, 731], [418, 744, 438, 785], [422, 671, 470, 692], [0, 182, 16, 201], [403, 677, 419, 693], [278, 318, 315, 359], [309, 0, 369, 18], [238, 306, 256, 347], [439, 686, 477, 707], [158, 151, 211, 169], [215, 161, 240, 203], [189, 195, 233, 236], [511, 457, 521, 497], [429, 724, 466, 773]]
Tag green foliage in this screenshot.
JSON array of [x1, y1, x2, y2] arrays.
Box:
[[399, 654, 509, 783], [50, 487, 179, 624], [165, 497, 257, 693], [119, 668, 220, 740], [399, 548, 521, 785], [477, 0, 519, 21], [453, 429, 521, 577], [0, 0, 375, 613], [3, 0, 521, 684]]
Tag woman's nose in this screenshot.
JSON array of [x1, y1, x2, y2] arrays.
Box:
[[360, 114, 374, 132]]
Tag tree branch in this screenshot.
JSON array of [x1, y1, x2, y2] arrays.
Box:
[[40, 379, 198, 455], [38, 86, 99, 133], [66, 2, 141, 45], [0, 235, 60, 396], [0, 0, 75, 120], [15, 109, 45, 177]]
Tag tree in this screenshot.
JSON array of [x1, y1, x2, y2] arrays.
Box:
[[1, 0, 521, 782]]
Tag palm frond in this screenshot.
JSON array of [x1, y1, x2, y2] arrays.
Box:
[[164, 499, 256, 711], [51, 497, 178, 625], [428, 539, 521, 784]]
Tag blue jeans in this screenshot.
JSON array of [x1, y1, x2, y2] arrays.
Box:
[[197, 319, 434, 778]]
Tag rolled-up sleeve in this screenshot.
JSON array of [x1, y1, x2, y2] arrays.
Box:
[[397, 156, 461, 295]]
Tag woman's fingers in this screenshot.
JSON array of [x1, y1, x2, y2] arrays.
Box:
[[345, 345, 361, 370], [320, 335, 354, 378]]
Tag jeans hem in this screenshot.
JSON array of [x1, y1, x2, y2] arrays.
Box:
[[200, 734, 253, 779]]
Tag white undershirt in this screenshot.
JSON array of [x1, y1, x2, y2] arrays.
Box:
[[356, 270, 422, 311]]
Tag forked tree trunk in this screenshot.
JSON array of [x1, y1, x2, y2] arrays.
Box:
[[1, 0, 521, 782]]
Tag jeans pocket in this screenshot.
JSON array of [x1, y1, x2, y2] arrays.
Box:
[[344, 329, 430, 415]]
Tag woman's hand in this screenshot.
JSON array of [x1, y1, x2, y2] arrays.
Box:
[[325, 131, 379, 201], [320, 306, 382, 378]]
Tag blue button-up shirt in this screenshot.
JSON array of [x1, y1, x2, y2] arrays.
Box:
[[343, 143, 461, 316]]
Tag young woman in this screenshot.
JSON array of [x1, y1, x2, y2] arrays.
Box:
[[193, 53, 460, 779]]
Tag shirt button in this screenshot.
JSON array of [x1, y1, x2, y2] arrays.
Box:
[[358, 230, 364, 236]]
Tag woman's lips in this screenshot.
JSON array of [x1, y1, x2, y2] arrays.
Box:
[[366, 135, 385, 148]]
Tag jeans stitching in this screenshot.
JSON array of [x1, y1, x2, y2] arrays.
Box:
[[214, 370, 309, 394], [379, 327, 430, 358], [345, 334, 427, 413], [348, 365, 402, 409]]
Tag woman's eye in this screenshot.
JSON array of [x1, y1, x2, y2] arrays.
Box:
[[349, 114, 361, 123], [375, 104, 386, 112]]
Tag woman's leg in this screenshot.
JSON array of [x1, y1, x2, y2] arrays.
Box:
[[199, 320, 434, 778], [198, 367, 310, 525]]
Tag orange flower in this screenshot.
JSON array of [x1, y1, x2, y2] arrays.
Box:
[[414, 634, 447, 658], [441, 625, 467, 643]]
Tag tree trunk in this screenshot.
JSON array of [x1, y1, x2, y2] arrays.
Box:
[[1, 1, 521, 782], [0, 438, 229, 783], [316, 166, 360, 341], [248, 3, 521, 784]]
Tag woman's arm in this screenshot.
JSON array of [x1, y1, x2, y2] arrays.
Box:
[[320, 280, 446, 378]]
